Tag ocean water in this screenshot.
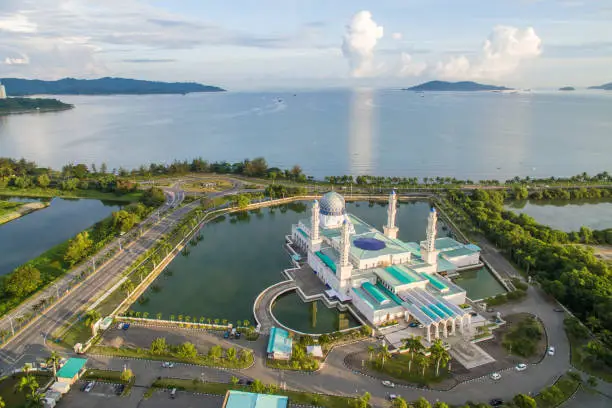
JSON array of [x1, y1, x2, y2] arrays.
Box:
[[0, 90, 610, 180]]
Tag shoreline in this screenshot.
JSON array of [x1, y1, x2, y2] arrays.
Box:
[[0, 201, 49, 225], [0, 106, 74, 116]]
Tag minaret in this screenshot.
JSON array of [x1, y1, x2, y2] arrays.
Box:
[[337, 219, 353, 288], [383, 190, 399, 239], [310, 200, 322, 252], [420, 207, 439, 265]]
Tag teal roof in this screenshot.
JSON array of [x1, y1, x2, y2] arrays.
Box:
[[267, 327, 292, 355], [296, 227, 308, 239], [315, 251, 336, 273], [466, 243, 481, 252], [386, 265, 420, 284], [352, 286, 400, 311], [433, 237, 464, 251], [362, 282, 390, 305], [56, 358, 87, 379], [420, 272, 449, 292], [225, 391, 288, 408], [436, 256, 457, 273], [443, 246, 478, 258]]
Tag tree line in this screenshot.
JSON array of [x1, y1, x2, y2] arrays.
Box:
[[448, 189, 612, 370]]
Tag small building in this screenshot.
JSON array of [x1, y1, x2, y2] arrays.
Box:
[[222, 390, 288, 408], [56, 358, 87, 384], [49, 381, 70, 394], [266, 327, 292, 360], [306, 345, 323, 358], [99, 316, 114, 331]]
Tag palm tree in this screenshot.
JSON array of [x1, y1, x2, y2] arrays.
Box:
[[46, 351, 61, 379], [416, 354, 430, 377], [25, 391, 43, 408], [377, 344, 391, 368], [401, 335, 424, 372], [367, 346, 375, 361], [428, 339, 451, 377], [0, 396, 5, 408], [83, 310, 101, 336], [121, 279, 135, 297], [156, 313, 163, 320], [15, 375, 38, 396]]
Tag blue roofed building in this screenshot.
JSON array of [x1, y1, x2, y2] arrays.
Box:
[[56, 357, 87, 384], [289, 191, 481, 343], [222, 390, 288, 408], [267, 327, 292, 360]]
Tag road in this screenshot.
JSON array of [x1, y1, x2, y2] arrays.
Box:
[[0, 183, 191, 372]]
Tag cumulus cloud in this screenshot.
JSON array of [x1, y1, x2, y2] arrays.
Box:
[[0, 14, 37, 33], [4, 54, 29, 65], [436, 26, 542, 80], [398, 52, 426, 77], [342, 11, 384, 77], [392, 32, 402, 40]]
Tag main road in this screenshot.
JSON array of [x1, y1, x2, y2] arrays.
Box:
[[0, 183, 192, 372]]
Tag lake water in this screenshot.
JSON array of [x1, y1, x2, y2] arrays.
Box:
[[0, 197, 121, 275], [453, 267, 507, 301], [505, 200, 612, 232], [132, 199, 502, 328], [1, 90, 610, 180]]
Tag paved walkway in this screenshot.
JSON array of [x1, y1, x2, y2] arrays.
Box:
[[253, 280, 296, 333]]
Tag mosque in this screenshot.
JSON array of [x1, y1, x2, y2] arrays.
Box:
[[289, 191, 482, 342]]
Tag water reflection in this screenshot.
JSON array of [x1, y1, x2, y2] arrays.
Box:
[[348, 88, 378, 176]]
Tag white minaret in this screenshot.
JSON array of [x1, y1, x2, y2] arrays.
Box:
[[310, 200, 322, 252], [420, 207, 439, 266], [383, 190, 399, 239], [337, 219, 353, 288], [0, 83, 6, 99]]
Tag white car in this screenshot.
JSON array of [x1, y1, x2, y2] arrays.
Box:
[[548, 346, 555, 356], [388, 394, 399, 401], [490, 372, 501, 380], [515, 363, 527, 371], [84, 381, 95, 393], [382, 380, 395, 388], [161, 362, 175, 368]]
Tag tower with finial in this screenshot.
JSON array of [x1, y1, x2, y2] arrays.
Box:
[[383, 190, 399, 239], [0, 82, 6, 99], [310, 199, 322, 252], [337, 219, 353, 287], [420, 207, 439, 265]]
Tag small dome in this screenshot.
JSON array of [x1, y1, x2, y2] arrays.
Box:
[[319, 191, 346, 216]]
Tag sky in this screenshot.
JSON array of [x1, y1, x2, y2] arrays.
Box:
[[0, 0, 611, 90]]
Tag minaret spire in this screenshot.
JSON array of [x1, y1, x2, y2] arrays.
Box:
[[340, 219, 351, 267], [420, 207, 439, 265], [383, 190, 399, 239], [310, 199, 322, 252]]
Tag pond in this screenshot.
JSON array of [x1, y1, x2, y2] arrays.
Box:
[[452, 267, 507, 301], [271, 291, 360, 334], [0, 197, 122, 275], [505, 200, 612, 232], [131, 199, 449, 324]]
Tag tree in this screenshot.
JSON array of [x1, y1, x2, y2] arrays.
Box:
[[250, 379, 266, 393], [120, 368, 133, 382], [209, 345, 223, 361], [46, 351, 62, 379], [36, 174, 50, 188], [367, 345, 375, 361], [392, 397, 408, 408], [230, 376, 239, 386], [83, 310, 101, 336], [236, 194, 250, 209], [512, 394, 537, 408], [15, 375, 38, 395], [141, 187, 166, 207], [112, 210, 137, 234], [240, 349, 252, 362], [121, 279, 135, 296], [402, 336, 424, 372], [433, 403, 449, 408], [428, 339, 451, 376], [377, 344, 391, 368], [412, 397, 432, 408], [416, 354, 430, 377], [5, 264, 41, 297], [177, 342, 198, 359], [25, 392, 43, 408], [227, 347, 237, 361], [64, 231, 93, 266], [150, 337, 168, 355], [353, 391, 370, 408]]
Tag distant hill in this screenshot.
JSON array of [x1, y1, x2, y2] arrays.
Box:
[[0, 77, 226, 96], [559, 86, 575, 91], [403, 80, 512, 92], [0, 97, 73, 115], [588, 82, 612, 90]]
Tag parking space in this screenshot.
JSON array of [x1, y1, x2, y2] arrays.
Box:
[[140, 390, 224, 408], [58, 382, 144, 408]]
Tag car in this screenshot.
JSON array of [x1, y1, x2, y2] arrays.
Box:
[[117, 323, 123, 330], [161, 362, 175, 368], [470, 312, 478, 317], [115, 384, 125, 395], [388, 394, 399, 401], [122, 323, 130, 330], [377, 335, 385, 340], [235, 332, 241, 339], [515, 363, 527, 371], [553, 308, 564, 313], [246, 380, 253, 386], [223, 331, 230, 339], [548, 346, 555, 356], [486, 308, 494, 313], [382, 380, 395, 388], [490, 372, 501, 380], [408, 322, 418, 328], [238, 379, 245, 385], [84, 381, 95, 393], [489, 399, 504, 407], [170, 388, 177, 399]]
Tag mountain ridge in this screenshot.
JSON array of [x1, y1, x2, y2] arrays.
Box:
[[588, 82, 612, 90], [402, 80, 512, 92]]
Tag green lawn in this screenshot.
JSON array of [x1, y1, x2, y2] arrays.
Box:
[[566, 332, 612, 382], [53, 318, 94, 349], [0, 200, 23, 217], [0, 186, 142, 202], [83, 369, 131, 384], [367, 353, 450, 386], [0, 373, 52, 408], [535, 373, 581, 408], [152, 378, 363, 408]]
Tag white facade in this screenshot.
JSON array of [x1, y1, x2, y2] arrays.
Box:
[[0, 84, 6, 99]]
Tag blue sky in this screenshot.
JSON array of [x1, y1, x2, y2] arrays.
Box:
[[0, 0, 610, 89]]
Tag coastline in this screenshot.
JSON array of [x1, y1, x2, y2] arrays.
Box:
[[0, 201, 49, 225], [0, 105, 74, 116]]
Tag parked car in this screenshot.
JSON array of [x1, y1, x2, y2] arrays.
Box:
[[470, 312, 478, 317], [170, 388, 177, 399], [161, 362, 175, 368], [246, 380, 253, 386], [515, 363, 527, 371], [235, 332, 241, 339], [553, 308, 564, 313], [486, 308, 494, 313], [122, 323, 130, 330], [115, 384, 125, 395], [548, 346, 555, 356], [490, 398, 504, 406], [490, 372, 501, 380], [382, 380, 395, 388], [388, 394, 399, 401], [223, 331, 230, 339], [84, 381, 95, 393], [408, 322, 418, 328]]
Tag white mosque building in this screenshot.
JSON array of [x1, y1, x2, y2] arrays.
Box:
[[289, 191, 482, 342]]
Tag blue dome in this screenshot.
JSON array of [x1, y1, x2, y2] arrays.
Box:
[[319, 192, 346, 216]]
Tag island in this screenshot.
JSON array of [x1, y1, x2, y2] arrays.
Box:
[[559, 86, 575, 91], [588, 82, 612, 91], [0, 97, 73, 115], [402, 80, 512, 92], [0, 77, 226, 96]]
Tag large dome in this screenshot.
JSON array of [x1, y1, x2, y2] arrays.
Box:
[[319, 191, 346, 216]]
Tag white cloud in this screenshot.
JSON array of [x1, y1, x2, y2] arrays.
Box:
[[341, 11, 384, 77], [392, 32, 402, 40], [4, 54, 29, 65], [398, 52, 426, 77], [436, 25, 542, 80], [0, 13, 37, 33]]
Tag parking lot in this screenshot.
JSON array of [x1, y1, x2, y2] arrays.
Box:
[[139, 390, 224, 408], [58, 382, 146, 408]]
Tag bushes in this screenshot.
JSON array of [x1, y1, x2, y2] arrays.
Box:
[[484, 289, 526, 306], [502, 316, 543, 357]]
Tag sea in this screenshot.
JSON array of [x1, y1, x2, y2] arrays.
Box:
[[0, 89, 610, 180]]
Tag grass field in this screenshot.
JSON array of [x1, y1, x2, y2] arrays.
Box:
[[152, 378, 363, 408], [535, 373, 581, 408], [566, 331, 612, 382], [0, 373, 52, 408], [367, 353, 450, 386], [0, 186, 143, 202]]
